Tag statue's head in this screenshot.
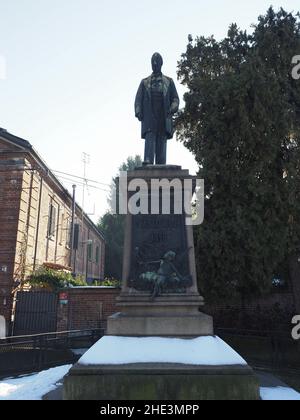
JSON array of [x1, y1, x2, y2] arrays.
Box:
[[163, 251, 176, 262], [151, 53, 163, 74]]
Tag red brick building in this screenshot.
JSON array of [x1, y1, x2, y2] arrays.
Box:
[[0, 128, 105, 330]]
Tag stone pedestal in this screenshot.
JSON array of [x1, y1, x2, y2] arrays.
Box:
[[64, 336, 260, 401], [108, 296, 213, 337], [107, 165, 213, 337], [64, 364, 259, 401], [64, 165, 259, 400]]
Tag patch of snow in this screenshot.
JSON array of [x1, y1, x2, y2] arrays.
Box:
[[260, 387, 300, 401], [0, 365, 72, 400], [79, 336, 247, 366]]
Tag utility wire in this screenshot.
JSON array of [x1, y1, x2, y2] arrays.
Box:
[[52, 169, 111, 187], [0, 165, 111, 192], [56, 175, 110, 193]]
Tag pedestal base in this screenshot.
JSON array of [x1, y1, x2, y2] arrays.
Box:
[[108, 312, 213, 337], [64, 363, 259, 401], [63, 336, 260, 401], [107, 294, 213, 337]]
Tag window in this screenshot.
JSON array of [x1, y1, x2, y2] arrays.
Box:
[[95, 246, 100, 265], [59, 213, 65, 245], [47, 203, 57, 238], [65, 217, 71, 248], [87, 243, 93, 262]]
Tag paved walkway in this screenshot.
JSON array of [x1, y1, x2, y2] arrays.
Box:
[[256, 371, 291, 388], [43, 386, 63, 400]]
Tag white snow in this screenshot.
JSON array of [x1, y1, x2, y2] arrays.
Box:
[[79, 336, 247, 366], [260, 387, 300, 401], [0, 365, 71, 400], [1, 361, 300, 401]]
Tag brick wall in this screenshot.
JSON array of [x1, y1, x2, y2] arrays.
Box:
[[17, 164, 73, 273], [17, 158, 105, 282], [0, 150, 24, 325], [57, 287, 120, 332], [0, 134, 106, 330]]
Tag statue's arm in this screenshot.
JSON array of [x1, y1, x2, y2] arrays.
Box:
[[138, 259, 161, 266], [147, 260, 161, 265], [169, 262, 183, 279], [170, 79, 180, 115], [135, 81, 144, 121]]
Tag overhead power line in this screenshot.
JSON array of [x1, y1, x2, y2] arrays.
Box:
[[56, 175, 110, 193], [52, 169, 111, 187]]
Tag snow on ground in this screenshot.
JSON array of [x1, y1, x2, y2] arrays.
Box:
[[0, 365, 71, 400], [1, 362, 300, 400], [79, 336, 247, 366], [260, 387, 300, 401]]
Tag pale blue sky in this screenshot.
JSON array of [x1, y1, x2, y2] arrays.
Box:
[[0, 0, 299, 221]]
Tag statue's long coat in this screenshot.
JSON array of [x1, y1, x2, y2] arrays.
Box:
[[135, 75, 180, 140]]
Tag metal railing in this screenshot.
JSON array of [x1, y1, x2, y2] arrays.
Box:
[[216, 327, 300, 371], [0, 328, 104, 378]]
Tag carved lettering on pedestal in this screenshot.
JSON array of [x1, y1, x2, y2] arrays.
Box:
[[129, 214, 191, 294]]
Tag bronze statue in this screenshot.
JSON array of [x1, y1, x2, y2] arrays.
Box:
[[135, 53, 180, 165], [139, 250, 192, 300]]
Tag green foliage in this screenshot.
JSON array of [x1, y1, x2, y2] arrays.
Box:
[[95, 278, 122, 288], [99, 155, 142, 279], [107, 155, 143, 213], [98, 212, 125, 279], [28, 267, 87, 291], [177, 7, 300, 302]]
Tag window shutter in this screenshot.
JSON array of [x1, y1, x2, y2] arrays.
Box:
[[51, 206, 57, 236], [47, 204, 57, 238], [87, 243, 93, 262]]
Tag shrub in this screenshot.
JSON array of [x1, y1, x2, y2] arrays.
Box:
[[28, 267, 87, 291], [95, 278, 121, 288]]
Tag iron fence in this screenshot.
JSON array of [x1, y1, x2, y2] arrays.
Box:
[[216, 327, 300, 371], [0, 328, 104, 378], [1, 327, 298, 379]]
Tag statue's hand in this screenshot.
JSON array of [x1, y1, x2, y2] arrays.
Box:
[[136, 112, 143, 122]]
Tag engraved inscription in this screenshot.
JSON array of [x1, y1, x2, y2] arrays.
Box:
[[129, 213, 191, 293]]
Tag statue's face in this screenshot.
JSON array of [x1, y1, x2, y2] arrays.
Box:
[[151, 53, 163, 74], [164, 251, 176, 261]]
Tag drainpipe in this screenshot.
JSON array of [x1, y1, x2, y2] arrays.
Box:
[[69, 185, 76, 271], [85, 231, 91, 283], [33, 177, 43, 271], [54, 205, 60, 263], [22, 171, 34, 282]]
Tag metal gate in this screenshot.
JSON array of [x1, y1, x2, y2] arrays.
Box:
[[13, 292, 58, 336]]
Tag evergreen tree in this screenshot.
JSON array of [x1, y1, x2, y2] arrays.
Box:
[[176, 7, 300, 303], [98, 155, 142, 279]]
